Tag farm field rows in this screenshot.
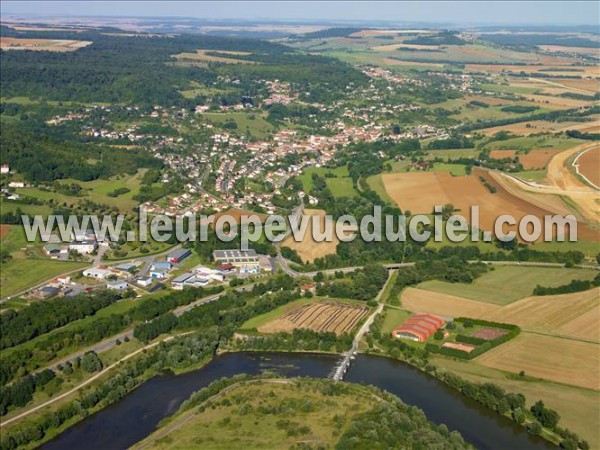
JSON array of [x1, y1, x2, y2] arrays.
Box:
[[475, 333, 599, 390], [577, 147, 600, 188], [378, 166, 599, 240], [257, 300, 370, 335]]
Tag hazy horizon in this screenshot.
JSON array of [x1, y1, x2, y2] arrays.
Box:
[[2, 1, 599, 27]]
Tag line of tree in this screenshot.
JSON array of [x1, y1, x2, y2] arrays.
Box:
[[533, 273, 600, 295], [0, 289, 133, 350]]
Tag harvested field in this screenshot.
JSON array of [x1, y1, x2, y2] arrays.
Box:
[[489, 150, 516, 160], [464, 95, 514, 106], [498, 142, 600, 227], [471, 328, 508, 340], [401, 287, 501, 318], [554, 78, 600, 94], [519, 149, 564, 170], [475, 333, 600, 390], [577, 147, 600, 188], [442, 342, 475, 353], [258, 301, 370, 335], [0, 37, 91, 51], [480, 120, 588, 137], [173, 49, 254, 65], [211, 207, 267, 224], [485, 288, 599, 341], [381, 167, 576, 240], [521, 93, 590, 108], [557, 304, 600, 342], [283, 209, 351, 263]]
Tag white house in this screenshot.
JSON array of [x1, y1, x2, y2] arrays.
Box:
[[1, 164, 9, 174], [192, 264, 224, 283], [137, 277, 152, 287], [106, 281, 128, 291]]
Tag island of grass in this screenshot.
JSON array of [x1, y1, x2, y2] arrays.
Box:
[[133, 376, 470, 450]]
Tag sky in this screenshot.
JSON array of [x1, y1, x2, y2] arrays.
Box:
[[2, 1, 599, 26]]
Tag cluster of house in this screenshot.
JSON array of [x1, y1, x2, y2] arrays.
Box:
[[41, 230, 102, 260], [263, 80, 298, 105], [30, 266, 132, 299]]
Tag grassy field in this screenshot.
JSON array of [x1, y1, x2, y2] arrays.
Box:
[[510, 170, 547, 182], [1, 200, 53, 217], [1, 258, 88, 297], [299, 165, 350, 192], [326, 176, 358, 197], [431, 163, 467, 176], [137, 380, 379, 450], [380, 306, 411, 334], [366, 174, 396, 204], [483, 136, 582, 152], [424, 148, 480, 160], [202, 112, 275, 139], [17, 170, 147, 212], [418, 266, 598, 305]]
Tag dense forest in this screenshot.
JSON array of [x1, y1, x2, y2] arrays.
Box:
[[0, 27, 367, 106]]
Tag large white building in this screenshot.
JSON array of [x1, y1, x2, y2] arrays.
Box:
[[69, 240, 98, 255], [83, 267, 111, 279]]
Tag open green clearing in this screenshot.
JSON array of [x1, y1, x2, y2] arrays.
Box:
[[1, 258, 88, 298], [483, 136, 582, 152], [366, 174, 395, 205], [418, 266, 599, 305], [380, 306, 411, 334], [431, 163, 467, 176], [202, 112, 275, 139], [17, 169, 148, 212], [299, 165, 349, 191], [511, 170, 547, 182], [425, 148, 480, 160]]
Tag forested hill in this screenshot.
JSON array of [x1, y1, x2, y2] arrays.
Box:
[[0, 27, 367, 106], [1, 122, 162, 182]]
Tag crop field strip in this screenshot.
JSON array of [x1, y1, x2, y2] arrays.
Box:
[[260, 301, 369, 335]]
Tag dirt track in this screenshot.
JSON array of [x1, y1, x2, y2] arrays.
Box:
[[499, 142, 600, 225]]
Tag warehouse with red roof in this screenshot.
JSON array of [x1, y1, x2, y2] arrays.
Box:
[[392, 313, 445, 342]]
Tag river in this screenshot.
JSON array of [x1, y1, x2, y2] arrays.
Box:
[[41, 352, 555, 450]]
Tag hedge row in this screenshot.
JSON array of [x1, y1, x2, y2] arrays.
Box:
[[425, 341, 492, 360], [455, 318, 520, 348]]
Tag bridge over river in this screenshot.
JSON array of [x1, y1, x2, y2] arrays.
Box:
[[330, 271, 393, 381]]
